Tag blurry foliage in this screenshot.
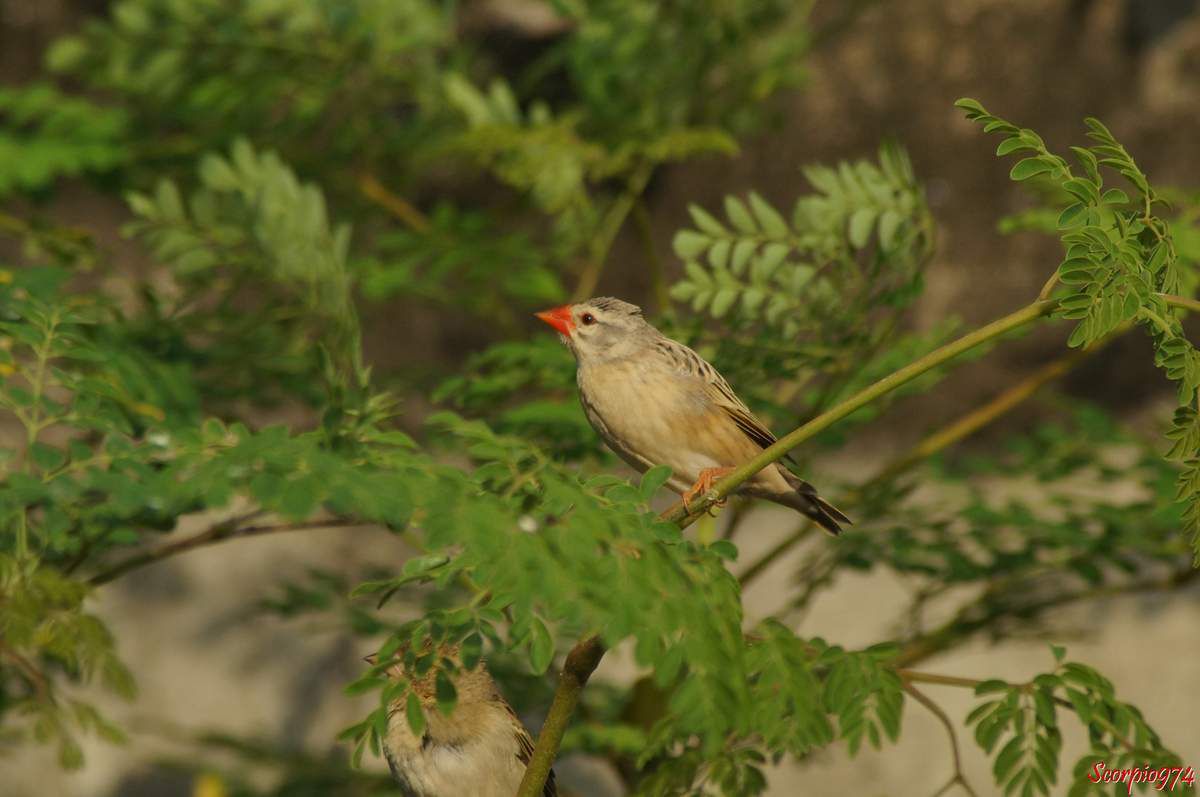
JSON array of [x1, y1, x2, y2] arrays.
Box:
[[0, 553, 134, 768], [39, 0, 808, 324], [123, 138, 361, 405], [0, 1, 1197, 796], [671, 143, 931, 334], [0, 84, 130, 197]]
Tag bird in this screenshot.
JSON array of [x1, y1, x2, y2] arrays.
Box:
[[535, 297, 849, 534], [366, 648, 556, 797]]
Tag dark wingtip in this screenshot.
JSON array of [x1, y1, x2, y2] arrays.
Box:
[[811, 497, 851, 536]]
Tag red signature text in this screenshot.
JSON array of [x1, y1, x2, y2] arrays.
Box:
[[1087, 762, 1196, 794]]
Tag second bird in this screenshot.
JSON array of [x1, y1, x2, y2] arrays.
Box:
[[536, 297, 849, 534]]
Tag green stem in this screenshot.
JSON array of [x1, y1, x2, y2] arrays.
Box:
[[17, 308, 61, 560], [1159, 292, 1200, 314], [516, 635, 606, 797], [661, 299, 1059, 525], [571, 164, 653, 303], [633, 198, 670, 315]]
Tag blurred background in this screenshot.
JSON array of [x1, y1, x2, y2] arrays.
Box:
[[2, 0, 1199, 795]]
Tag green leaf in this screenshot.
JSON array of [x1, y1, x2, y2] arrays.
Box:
[[974, 679, 1011, 696], [460, 633, 484, 670], [724, 196, 757, 234], [1101, 188, 1130, 206], [688, 204, 728, 236], [639, 465, 673, 501], [30, 442, 66, 472], [673, 230, 710, 259], [710, 287, 738, 318], [1009, 157, 1055, 181], [730, 239, 757, 275], [748, 192, 789, 238], [343, 676, 387, 696], [405, 691, 425, 737], [708, 540, 738, 560], [529, 617, 554, 674], [878, 210, 903, 250], [435, 669, 458, 716], [847, 208, 876, 248]]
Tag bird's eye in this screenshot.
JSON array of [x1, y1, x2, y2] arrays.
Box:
[[581, 312, 596, 325]]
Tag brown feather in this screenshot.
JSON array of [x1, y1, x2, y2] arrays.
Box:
[[510, 704, 557, 797]]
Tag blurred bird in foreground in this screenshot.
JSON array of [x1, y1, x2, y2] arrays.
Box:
[[536, 297, 849, 534], [367, 648, 555, 797]]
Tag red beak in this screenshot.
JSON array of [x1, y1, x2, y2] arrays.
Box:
[[535, 304, 575, 336]]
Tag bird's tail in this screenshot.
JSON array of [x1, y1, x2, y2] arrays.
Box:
[[775, 472, 851, 535]]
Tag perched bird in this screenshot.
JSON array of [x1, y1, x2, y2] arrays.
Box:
[[367, 649, 556, 797], [535, 297, 849, 534]]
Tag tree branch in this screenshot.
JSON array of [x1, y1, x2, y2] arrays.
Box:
[[357, 173, 431, 233], [87, 513, 369, 587], [0, 642, 52, 702], [516, 634, 606, 797]]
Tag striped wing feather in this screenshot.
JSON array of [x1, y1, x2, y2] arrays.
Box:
[[653, 337, 791, 459], [511, 705, 557, 797]]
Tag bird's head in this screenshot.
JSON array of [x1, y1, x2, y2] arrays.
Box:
[[535, 297, 650, 362], [363, 643, 500, 705]]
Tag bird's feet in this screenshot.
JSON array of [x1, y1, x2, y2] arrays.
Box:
[[682, 467, 734, 513]]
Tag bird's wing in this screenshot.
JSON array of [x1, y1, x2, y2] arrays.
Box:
[[652, 337, 789, 457], [512, 707, 558, 797]]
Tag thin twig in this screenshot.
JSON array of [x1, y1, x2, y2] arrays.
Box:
[[1159, 291, 1200, 314], [88, 513, 369, 586], [0, 643, 52, 701], [894, 566, 1200, 668], [358, 173, 431, 233], [897, 668, 1142, 754], [738, 520, 815, 586], [719, 499, 754, 541], [903, 682, 980, 797], [897, 669, 995, 690], [633, 198, 671, 315], [1037, 271, 1060, 301], [571, 164, 653, 303]]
